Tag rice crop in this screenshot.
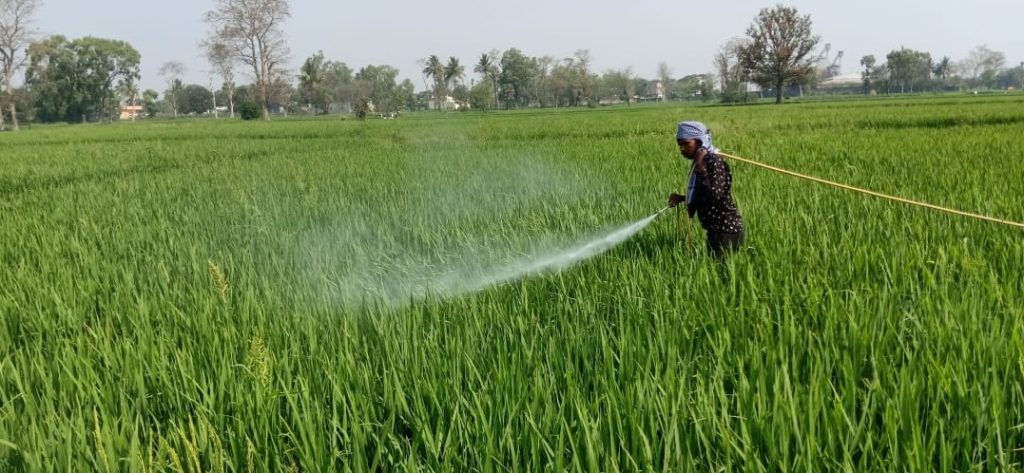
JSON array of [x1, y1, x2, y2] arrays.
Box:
[[2, 95, 1023, 471]]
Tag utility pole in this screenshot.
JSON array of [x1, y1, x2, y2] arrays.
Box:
[[1020, 61, 1023, 91]]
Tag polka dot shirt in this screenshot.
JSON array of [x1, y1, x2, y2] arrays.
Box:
[[687, 153, 744, 234]]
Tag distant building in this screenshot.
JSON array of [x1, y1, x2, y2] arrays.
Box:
[[427, 95, 466, 110], [646, 80, 666, 100], [819, 73, 862, 89], [119, 105, 144, 120]]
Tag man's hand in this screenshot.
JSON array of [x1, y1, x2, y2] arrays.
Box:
[[667, 193, 685, 208], [694, 148, 708, 174]]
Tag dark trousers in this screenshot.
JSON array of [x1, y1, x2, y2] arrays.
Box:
[[707, 229, 745, 256]]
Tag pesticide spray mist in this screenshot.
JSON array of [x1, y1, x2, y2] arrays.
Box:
[[295, 148, 664, 309], [415, 208, 668, 299]]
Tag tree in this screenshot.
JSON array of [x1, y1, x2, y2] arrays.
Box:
[[932, 56, 951, 90], [0, 0, 41, 130], [736, 4, 820, 104], [421, 55, 445, 110], [859, 55, 875, 94], [141, 88, 158, 118], [25, 35, 140, 123], [354, 64, 408, 115], [117, 73, 138, 121], [886, 48, 931, 93], [672, 74, 707, 100], [959, 45, 1005, 89], [534, 55, 557, 107], [716, 38, 750, 103], [632, 77, 649, 100], [600, 68, 635, 105], [995, 63, 1024, 91], [266, 70, 294, 115], [396, 78, 415, 112], [321, 60, 353, 111], [204, 39, 235, 117], [443, 56, 463, 91], [178, 84, 213, 115], [569, 49, 595, 106], [158, 61, 185, 117], [499, 48, 536, 108], [468, 80, 493, 110], [474, 51, 499, 108], [656, 62, 672, 101], [205, 0, 290, 120], [451, 83, 470, 110], [298, 50, 329, 114]]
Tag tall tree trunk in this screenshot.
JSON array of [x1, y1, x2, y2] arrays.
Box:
[[260, 80, 270, 120], [1, 77, 9, 129], [775, 79, 784, 104]]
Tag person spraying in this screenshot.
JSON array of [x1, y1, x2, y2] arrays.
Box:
[[667, 121, 745, 256]]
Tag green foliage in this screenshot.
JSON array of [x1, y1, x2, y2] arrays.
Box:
[[422, 54, 446, 110], [499, 48, 537, 108], [141, 89, 159, 118], [2, 96, 1024, 470], [176, 84, 213, 115], [352, 97, 370, 119], [468, 81, 493, 110], [354, 64, 408, 114], [237, 101, 260, 120], [24, 35, 141, 123], [886, 48, 934, 93], [600, 68, 636, 105], [299, 50, 331, 114]]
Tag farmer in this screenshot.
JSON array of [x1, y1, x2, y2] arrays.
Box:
[[667, 121, 745, 256]]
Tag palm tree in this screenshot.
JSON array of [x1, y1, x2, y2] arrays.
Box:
[[474, 52, 499, 108], [443, 56, 464, 92], [933, 56, 952, 90], [117, 77, 139, 122], [299, 51, 328, 113], [422, 55, 445, 110]]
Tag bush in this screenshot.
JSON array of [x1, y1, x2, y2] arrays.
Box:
[[353, 98, 370, 120], [238, 102, 261, 120]]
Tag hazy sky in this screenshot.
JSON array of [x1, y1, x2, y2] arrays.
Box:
[[31, 0, 1024, 92]]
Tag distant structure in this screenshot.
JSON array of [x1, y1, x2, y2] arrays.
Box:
[[428, 95, 466, 110], [815, 43, 844, 80], [119, 105, 144, 120], [819, 73, 862, 91]]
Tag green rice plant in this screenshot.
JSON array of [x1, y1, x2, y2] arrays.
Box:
[[1, 95, 1023, 471]]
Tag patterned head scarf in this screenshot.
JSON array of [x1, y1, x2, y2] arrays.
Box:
[[676, 121, 718, 154]]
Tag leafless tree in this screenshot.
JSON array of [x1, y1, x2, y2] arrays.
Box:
[[205, 0, 290, 120], [715, 38, 749, 102], [571, 49, 594, 105], [959, 44, 1005, 88], [0, 0, 41, 131], [205, 39, 236, 117], [159, 60, 185, 117], [657, 62, 672, 101]]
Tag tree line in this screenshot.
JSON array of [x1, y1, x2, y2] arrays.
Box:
[[1, 0, 1022, 128]]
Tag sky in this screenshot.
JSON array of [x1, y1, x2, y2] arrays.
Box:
[[30, 0, 1024, 92]]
